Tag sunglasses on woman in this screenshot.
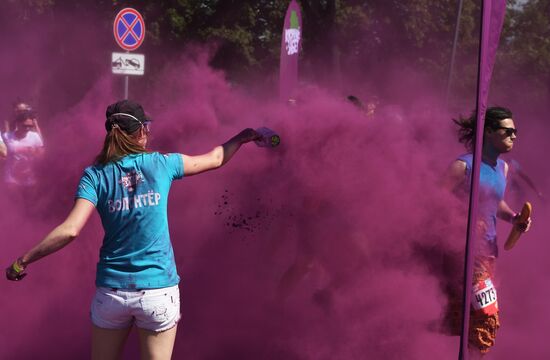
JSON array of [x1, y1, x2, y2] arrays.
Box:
[[143, 121, 151, 134]]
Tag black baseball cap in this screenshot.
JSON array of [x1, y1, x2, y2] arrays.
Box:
[[105, 99, 151, 133]]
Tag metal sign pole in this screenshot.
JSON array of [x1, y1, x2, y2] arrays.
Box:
[[124, 50, 129, 99], [113, 8, 146, 100], [446, 0, 464, 107], [124, 75, 129, 99]]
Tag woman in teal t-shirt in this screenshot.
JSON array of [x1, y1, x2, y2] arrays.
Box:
[[6, 99, 261, 360]]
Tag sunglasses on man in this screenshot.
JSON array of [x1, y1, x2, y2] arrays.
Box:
[[493, 126, 517, 137]]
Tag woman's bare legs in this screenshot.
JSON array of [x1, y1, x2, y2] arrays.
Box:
[[91, 325, 132, 360], [138, 325, 178, 360]]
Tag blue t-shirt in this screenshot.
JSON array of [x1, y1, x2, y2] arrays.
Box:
[[458, 153, 506, 257], [76, 152, 184, 289]]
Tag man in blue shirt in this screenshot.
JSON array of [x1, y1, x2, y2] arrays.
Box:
[[442, 107, 532, 355]]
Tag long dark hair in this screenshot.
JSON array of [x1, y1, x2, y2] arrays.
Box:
[[95, 126, 147, 165], [453, 106, 513, 151]]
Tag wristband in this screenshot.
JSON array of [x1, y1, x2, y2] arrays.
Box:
[[12, 260, 24, 273]]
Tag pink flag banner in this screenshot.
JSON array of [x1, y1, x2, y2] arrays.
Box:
[[476, 0, 506, 119], [459, 1, 506, 359], [279, 0, 302, 102]]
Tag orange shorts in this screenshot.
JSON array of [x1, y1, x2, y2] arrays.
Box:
[[441, 257, 500, 354]]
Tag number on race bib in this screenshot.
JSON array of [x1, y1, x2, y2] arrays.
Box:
[[471, 278, 498, 315]]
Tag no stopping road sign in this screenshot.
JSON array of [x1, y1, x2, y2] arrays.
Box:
[[113, 8, 145, 51]]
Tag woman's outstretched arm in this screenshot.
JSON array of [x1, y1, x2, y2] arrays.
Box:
[[182, 128, 260, 177], [6, 198, 95, 280]]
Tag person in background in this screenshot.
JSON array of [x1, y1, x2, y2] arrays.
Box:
[[347, 95, 379, 117], [347, 95, 366, 114], [0, 133, 6, 158], [5, 102, 43, 135], [3, 105, 44, 191]]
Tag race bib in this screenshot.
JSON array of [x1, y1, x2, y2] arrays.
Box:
[[471, 278, 498, 315]]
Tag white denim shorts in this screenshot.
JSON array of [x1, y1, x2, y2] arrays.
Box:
[[90, 285, 180, 332]]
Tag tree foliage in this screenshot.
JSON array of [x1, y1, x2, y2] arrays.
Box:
[[2, 0, 550, 98]]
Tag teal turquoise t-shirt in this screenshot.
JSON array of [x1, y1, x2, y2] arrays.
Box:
[[76, 152, 184, 289]]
